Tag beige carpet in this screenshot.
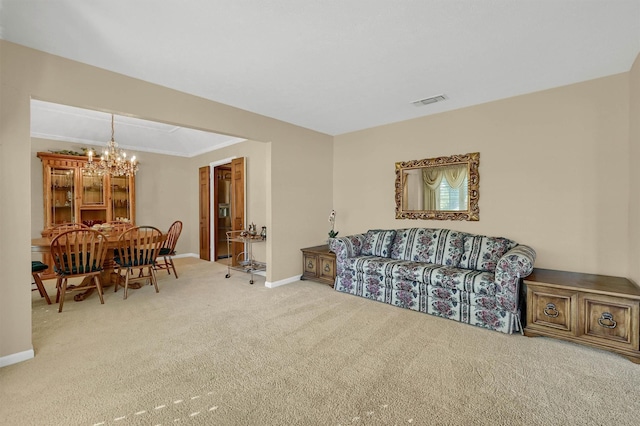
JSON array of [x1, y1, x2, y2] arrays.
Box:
[[2, 258, 640, 425]]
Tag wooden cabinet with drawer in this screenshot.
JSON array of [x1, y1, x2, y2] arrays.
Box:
[[524, 268, 640, 363], [300, 245, 336, 287], [527, 286, 577, 337]]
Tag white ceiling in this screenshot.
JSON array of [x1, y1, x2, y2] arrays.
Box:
[[30, 100, 246, 157], [2, 1, 640, 152]]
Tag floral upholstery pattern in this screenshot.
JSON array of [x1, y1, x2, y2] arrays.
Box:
[[329, 233, 365, 264], [331, 228, 536, 334], [459, 235, 517, 272], [344, 256, 400, 277], [391, 262, 441, 285], [361, 229, 397, 257], [494, 244, 537, 312], [390, 228, 466, 266]]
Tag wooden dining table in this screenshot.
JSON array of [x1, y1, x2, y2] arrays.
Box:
[[31, 232, 166, 301]]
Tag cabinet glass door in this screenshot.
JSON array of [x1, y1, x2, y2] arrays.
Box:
[[111, 175, 132, 221], [81, 169, 105, 206], [79, 169, 107, 226], [50, 168, 75, 224]]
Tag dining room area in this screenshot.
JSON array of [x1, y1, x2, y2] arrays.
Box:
[[28, 102, 270, 315], [29, 142, 187, 312]]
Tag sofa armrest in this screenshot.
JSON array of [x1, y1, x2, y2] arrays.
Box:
[[329, 234, 366, 265], [494, 244, 536, 312]]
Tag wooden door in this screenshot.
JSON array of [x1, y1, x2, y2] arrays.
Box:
[[230, 158, 245, 266], [199, 166, 211, 260]]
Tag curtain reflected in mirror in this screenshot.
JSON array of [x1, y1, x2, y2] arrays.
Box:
[[396, 152, 479, 221]]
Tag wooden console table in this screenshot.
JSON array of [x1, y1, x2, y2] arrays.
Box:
[[300, 245, 336, 287], [523, 268, 640, 363]]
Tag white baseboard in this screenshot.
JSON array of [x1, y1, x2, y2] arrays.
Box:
[[0, 349, 34, 368], [265, 275, 300, 288]]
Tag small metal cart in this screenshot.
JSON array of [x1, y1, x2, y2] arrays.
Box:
[[225, 230, 266, 284]]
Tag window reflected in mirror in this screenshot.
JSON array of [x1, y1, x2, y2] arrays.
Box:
[[395, 152, 479, 221]]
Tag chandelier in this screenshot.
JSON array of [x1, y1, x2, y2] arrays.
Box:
[[87, 114, 139, 176]]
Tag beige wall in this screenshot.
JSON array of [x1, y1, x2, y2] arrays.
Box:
[[334, 73, 631, 277], [1, 41, 333, 362], [630, 54, 640, 285]]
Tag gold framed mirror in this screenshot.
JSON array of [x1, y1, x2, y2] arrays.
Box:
[[395, 152, 479, 221]]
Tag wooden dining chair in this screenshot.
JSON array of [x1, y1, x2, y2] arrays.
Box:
[[104, 222, 135, 278], [31, 261, 52, 305], [155, 220, 182, 279], [114, 226, 163, 299], [103, 221, 134, 235], [44, 222, 89, 237], [50, 229, 108, 312], [102, 222, 134, 248]]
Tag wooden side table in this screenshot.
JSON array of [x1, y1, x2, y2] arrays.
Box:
[[300, 245, 336, 287], [523, 268, 640, 363]]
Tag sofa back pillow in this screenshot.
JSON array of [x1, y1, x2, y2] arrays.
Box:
[[361, 229, 397, 257], [390, 228, 465, 266], [459, 235, 517, 272]]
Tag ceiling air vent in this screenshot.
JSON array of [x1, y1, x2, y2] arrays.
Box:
[[412, 94, 447, 107]]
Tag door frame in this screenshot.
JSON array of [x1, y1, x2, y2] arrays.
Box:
[[209, 157, 239, 261]]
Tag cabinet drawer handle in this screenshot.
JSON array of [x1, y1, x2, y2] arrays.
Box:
[[598, 312, 617, 329], [543, 303, 559, 318], [324, 263, 331, 272], [307, 261, 314, 269]]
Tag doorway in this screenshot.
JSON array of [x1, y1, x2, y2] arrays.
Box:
[[214, 165, 232, 261], [199, 157, 245, 265]]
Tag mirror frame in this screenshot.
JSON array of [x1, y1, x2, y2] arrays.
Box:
[[395, 152, 480, 221]]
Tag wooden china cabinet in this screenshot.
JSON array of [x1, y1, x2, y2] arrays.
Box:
[[38, 152, 136, 230], [37, 152, 136, 278]]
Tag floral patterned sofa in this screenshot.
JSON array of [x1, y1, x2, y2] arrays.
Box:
[[329, 228, 536, 334]]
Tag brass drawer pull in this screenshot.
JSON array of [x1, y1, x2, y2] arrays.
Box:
[[598, 312, 617, 329], [324, 264, 331, 272], [543, 303, 559, 318], [307, 261, 314, 269]]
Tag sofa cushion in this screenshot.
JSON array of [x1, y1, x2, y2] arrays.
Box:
[[390, 228, 466, 266], [459, 235, 517, 272], [430, 266, 497, 295], [391, 261, 441, 284], [389, 263, 495, 295], [361, 229, 397, 257], [344, 256, 400, 275]]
